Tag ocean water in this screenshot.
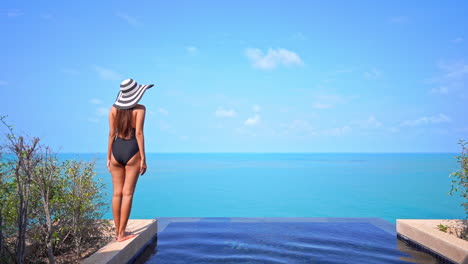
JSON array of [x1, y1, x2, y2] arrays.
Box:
[[60, 153, 464, 224]]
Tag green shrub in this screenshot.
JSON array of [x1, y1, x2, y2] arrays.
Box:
[[449, 139, 468, 219], [0, 116, 111, 263]]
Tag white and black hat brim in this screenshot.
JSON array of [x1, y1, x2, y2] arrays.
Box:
[[113, 79, 154, 110]]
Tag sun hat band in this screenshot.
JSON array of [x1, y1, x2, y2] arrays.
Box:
[[113, 78, 154, 110]]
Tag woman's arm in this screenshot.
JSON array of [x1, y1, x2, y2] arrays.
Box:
[[135, 105, 147, 174], [107, 106, 116, 170]]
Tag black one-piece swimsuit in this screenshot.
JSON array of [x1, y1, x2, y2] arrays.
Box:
[[112, 128, 139, 166]]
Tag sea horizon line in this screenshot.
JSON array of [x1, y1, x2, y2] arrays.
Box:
[[56, 151, 460, 154]]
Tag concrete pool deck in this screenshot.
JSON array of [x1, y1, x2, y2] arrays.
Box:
[[397, 219, 468, 264], [81, 219, 158, 264]]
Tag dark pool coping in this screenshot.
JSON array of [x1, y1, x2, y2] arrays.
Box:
[[397, 234, 457, 264]]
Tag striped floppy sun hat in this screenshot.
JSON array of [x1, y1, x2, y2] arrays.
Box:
[[113, 78, 154, 109]]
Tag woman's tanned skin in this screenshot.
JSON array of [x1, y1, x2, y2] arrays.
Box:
[[107, 104, 147, 242]]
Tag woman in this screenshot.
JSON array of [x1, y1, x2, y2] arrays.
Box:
[[107, 78, 154, 242]]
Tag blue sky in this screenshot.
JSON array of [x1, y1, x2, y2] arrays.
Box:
[[1, 0, 467, 153]]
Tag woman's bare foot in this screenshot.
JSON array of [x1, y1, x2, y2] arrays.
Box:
[[117, 231, 137, 242]]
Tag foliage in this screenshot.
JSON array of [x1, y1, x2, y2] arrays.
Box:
[[0, 116, 111, 263], [61, 159, 110, 258], [437, 224, 448, 232], [449, 139, 468, 219]]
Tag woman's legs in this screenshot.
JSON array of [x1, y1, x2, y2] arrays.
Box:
[[117, 152, 141, 241], [110, 154, 125, 238]]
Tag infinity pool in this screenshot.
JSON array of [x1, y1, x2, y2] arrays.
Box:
[[132, 217, 447, 264]]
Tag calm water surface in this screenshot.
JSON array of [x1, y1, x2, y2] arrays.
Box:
[[59, 152, 464, 224], [132, 217, 444, 264]]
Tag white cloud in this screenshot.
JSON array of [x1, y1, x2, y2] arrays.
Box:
[[440, 60, 468, 79], [149, 108, 168, 116], [429, 86, 449, 94], [389, 126, 400, 133], [332, 68, 353, 74], [279, 106, 294, 113], [400, 114, 451, 127], [89, 98, 103, 105], [244, 114, 260, 126], [323, 68, 353, 82], [352, 115, 382, 128], [363, 68, 382, 79], [389, 16, 408, 24], [292, 32, 306, 40], [159, 120, 170, 131], [252, 104, 261, 112], [92, 66, 123, 81], [234, 126, 258, 137], [281, 119, 317, 137], [96, 107, 108, 116], [88, 104, 107, 122], [165, 89, 185, 96], [315, 93, 345, 103], [158, 107, 169, 115], [312, 103, 332, 109], [364, 116, 382, 128], [88, 117, 99, 123], [434, 128, 449, 135], [7, 9, 23, 17], [325, 125, 352, 136], [311, 93, 346, 109], [215, 107, 237, 118], [40, 13, 54, 20], [62, 68, 80, 75], [245, 48, 303, 70], [186, 46, 199, 55], [0, 80, 8, 86], [116, 12, 141, 27], [428, 60, 468, 95], [452, 37, 463, 44]]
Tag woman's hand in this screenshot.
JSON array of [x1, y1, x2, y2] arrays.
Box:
[[140, 159, 147, 175], [107, 159, 111, 172]]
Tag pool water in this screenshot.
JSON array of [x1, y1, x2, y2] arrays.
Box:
[[132, 217, 445, 264]]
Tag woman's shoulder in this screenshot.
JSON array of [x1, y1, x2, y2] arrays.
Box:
[[110, 105, 117, 113], [134, 104, 146, 111]]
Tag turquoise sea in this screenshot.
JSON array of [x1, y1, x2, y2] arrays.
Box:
[[60, 153, 464, 224]]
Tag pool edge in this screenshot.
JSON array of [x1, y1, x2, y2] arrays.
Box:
[[396, 219, 468, 264], [81, 219, 158, 264]]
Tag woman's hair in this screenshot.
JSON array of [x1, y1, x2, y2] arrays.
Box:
[[115, 108, 133, 138]]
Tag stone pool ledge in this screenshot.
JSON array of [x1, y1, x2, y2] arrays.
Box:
[[397, 219, 468, 264], [81, 219, 157, 264]]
